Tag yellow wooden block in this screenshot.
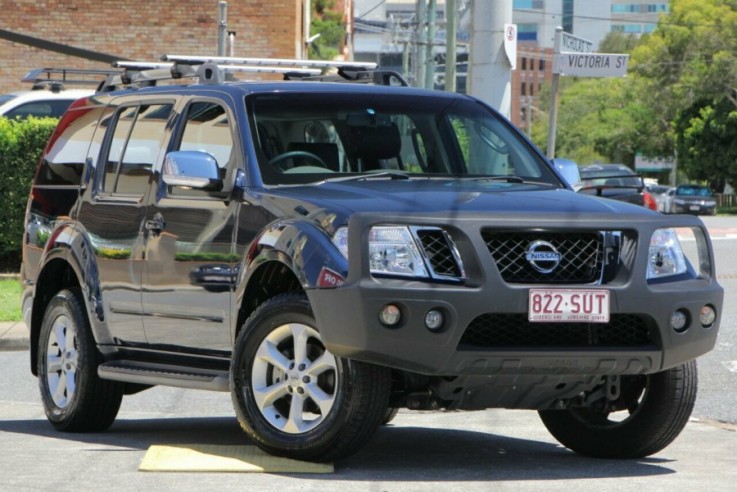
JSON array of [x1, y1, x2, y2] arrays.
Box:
[[139, 444, 334, 473]]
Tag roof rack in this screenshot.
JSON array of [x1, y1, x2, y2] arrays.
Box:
[[22, 67, 123, 91], [161, 54, 378, 70], [97, 55, 407, 92]]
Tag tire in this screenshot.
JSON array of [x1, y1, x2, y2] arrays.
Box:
[[539, 361, 697, 459], [382, 407, 400, 425], [37, 288, 123, 432], [230, 293, 391, 462]]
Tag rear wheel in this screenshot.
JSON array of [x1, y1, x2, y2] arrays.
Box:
[[539, 362, 697, 458], [37, 288, 123, 432], [231, 293, 391, 462]]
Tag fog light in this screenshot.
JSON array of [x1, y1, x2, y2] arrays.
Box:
[[379, 304, 401, 326], [670, 310, 689, 333], [425, 309, 444, 331], [699, 305, 716, 327]]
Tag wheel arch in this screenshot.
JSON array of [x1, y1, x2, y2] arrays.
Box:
[[29, 257, 82, 376], [28, 227, 106, 376], [233, 219, 347, 341]]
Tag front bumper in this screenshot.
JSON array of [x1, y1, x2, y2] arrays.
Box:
[[308, 213, 723, 377], [672, 202, 716, 215]]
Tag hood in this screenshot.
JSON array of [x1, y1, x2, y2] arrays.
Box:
[[257, 179, 657, 230]]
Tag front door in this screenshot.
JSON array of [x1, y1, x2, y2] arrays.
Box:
[[142, 98, 240, 353]]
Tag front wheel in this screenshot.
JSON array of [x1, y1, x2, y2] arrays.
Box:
[[231, 293, 391, 462], [539, 361, 697, 458], [37, 288, 123, 432]]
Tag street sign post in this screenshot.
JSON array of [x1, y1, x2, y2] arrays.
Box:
[[546, 28, 630, 159], [554, 53, 629, 77]]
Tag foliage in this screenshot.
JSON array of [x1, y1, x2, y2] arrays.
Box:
[[0, 117, 57, 269], [674, 98, 737, 191], [628, 0, 737, 162], [0, 278, 22, 321], [598, 32, 641, 54], [531, 0, 737, 190], [309, 0, 345, 60], [532, 76, 651, 167]]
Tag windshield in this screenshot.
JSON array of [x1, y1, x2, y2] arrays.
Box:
[[579, 168, 641, 188], [676, 185, 712, 197], [0, 94, 17, 108], [247, 93, 559, 186]]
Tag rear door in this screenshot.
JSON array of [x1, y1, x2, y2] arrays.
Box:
[[76, 96, 175, 345]]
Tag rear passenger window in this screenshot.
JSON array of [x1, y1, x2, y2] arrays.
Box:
[[101, 103, 172, 194]]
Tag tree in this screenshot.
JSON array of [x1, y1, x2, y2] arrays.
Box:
[[628, 0, 737, 186], [309, 0, 345, 60], [598, 32, 640, 54], [674, 98, 737, 191]]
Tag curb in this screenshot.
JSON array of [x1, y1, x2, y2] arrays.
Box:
[[0, 338, 29, 351]]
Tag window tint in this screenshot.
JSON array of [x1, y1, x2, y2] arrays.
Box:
[[102, 104, 172, 194], [178, 102, 233, 168], [4, 99, 74, 119], [35, 106, 105, 186]]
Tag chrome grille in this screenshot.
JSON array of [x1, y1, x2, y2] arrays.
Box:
[[459, 314, 657, 348], [416, 229, 462, 278], [482, 231, 604, 284]]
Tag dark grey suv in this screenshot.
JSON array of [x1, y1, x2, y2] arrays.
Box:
[[21, 56, 723, 462]]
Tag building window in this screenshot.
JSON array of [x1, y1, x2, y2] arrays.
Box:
[[562, 0, 573, 33], [518, 23, 538, 42]]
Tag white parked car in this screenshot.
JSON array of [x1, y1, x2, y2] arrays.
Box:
[[0, 67, 117, 119]]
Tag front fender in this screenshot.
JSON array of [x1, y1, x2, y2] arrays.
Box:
[[239, 218, 348, 291]]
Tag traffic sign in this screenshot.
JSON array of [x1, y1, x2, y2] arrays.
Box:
[[561, 32, 593, 53], [554, 53, 629, 77]]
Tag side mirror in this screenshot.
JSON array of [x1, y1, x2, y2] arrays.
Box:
[[162, 150, 223, 190], [551, 158, 581, 189]]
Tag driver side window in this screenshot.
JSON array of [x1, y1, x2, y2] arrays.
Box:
[[178, 101, 234, 170]]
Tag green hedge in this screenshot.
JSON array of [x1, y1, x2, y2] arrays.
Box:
[[0, 117, 58, 270]]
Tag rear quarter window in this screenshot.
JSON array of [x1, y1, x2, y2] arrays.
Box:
[[35, 106, 106, 186]]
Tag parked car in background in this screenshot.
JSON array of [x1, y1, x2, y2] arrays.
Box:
[[0, 68, 115, 119], [577, 164, 657, 211], [667, 184, 717, 215], [646, 184, 672, 213]]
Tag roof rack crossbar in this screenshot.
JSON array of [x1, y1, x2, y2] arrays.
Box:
[[22, 67, 122, 85], [162, 54, 377, 70]]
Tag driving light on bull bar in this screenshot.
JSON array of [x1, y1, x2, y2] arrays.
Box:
[[424, 309, 444, 331], [670, 310, 689, 333], [699, 305, 716, 328], [379, 304, 402, 326]]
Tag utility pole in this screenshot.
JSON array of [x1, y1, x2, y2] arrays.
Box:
[[546, 27, 562, 159], [217, 1, 227, 56], [468, 0, 513, 117], [444, 0, 457, 93], [415, 0, 427, 88], [424, 0, 437, 89]]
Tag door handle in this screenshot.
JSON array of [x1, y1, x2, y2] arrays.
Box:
[[145, 213, 166, 234]]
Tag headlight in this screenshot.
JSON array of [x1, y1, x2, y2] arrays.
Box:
[[331, 226, 429, 277], [673, 198, 687, 205], [368, 226, 429, 277], [647, 228, 687, 279], [332, 227, 349, 258]]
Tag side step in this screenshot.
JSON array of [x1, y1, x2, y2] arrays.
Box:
[[98, 360, 229, 392]]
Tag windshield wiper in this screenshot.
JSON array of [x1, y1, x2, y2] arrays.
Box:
[[320, 171, 412, 183]]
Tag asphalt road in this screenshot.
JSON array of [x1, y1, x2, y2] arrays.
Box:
[[0, 215, 735, 491]]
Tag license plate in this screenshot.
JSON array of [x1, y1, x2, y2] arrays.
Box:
[[689, 205, 700, 211], [529, 289, 610, 323]]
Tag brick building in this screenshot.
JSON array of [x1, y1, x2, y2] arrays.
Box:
[[0, 0, 308, 93]]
